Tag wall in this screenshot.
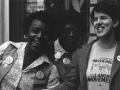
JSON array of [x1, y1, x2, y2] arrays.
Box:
[[0, 0, 9, 45], [9, 0, 27, 42], [71, 0, 84, 12]]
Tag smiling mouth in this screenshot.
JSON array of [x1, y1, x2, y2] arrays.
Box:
[[96, 26, 105, 32], [33, 40, 41, 46]]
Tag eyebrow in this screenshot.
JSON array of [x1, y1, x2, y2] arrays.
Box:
[[95, 15, 108, 18]]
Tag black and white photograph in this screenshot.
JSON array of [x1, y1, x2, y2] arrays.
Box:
[[0, 0, 120, 90]]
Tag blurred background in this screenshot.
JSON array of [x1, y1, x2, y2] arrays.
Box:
[[0, 0, 119, 45]]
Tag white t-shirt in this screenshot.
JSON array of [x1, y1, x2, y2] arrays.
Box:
[[86, 42, 116, 90]]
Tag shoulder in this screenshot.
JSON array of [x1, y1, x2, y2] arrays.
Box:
[[0, 41, 27, 49], [76, 40, 97, 54], [0, 41, 12, 50], [72, 40, 96, 61], [73, 43, 90, 56], [0, 41, 13, 55], [0, 41, 27, 55], [10, 42, 27, 49]]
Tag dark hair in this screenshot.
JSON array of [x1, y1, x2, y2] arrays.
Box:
[[56, 10, 88, 43], [91, 0, 120, 41], [22, 10, 56, 41]]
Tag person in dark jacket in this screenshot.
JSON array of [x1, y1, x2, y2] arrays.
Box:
[[51, 1, 120, 90], [48, 10, 88, 83]]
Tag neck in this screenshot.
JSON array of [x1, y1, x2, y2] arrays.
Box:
[[25, 44, 43, 61], [59, 38, 77, 53], [98, 34, 117, 49]]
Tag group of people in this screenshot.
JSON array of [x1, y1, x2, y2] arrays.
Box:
[[0, 0, 120, 90]]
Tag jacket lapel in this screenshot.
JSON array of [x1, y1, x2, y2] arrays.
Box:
[[0, 45, 17, 82], [79, 42, 93, 90], [110, 41, 120, 83]]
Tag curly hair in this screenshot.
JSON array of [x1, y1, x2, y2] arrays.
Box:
[[91, 0, 120, 41], [22, 10, 56, 41]]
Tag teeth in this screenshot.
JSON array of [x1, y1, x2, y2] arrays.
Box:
[[34, 41, 40, 44], [98, 27, 102, 29], [97, 26, 104, 30], [98, 27, 102, 30]]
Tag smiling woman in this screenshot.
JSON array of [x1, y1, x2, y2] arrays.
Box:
[[0, 11, 60, 90], [93, 12, 116, 38], [26, 19, 50, 54]]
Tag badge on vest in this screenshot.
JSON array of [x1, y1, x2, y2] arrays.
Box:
[[63, 58, 70, 65], [36, 71, 44, 79], [117, 55, 120, 61], [54, 52, 62, 61], [2, 56, 13, 67]]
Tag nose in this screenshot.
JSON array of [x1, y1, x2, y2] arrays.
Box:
[[69, 31, 74, 36], [37, 31, 42, 38], [96, 18, 102, 24]]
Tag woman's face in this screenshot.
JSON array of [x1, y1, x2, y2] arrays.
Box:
[[93, 12, 116, 38], [27, 19, 49, 52], [60, 23, 80, 48]]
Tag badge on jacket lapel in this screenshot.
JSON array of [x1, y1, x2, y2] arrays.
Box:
[[117, 55, 120, 61], [63, 58, 70, 65], [54, 52, 62, 61], [2, 56, 13, 67], [36, 71, 44, 79]]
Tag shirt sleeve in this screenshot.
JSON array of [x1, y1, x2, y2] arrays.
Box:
[[47, 65, 60, 89]]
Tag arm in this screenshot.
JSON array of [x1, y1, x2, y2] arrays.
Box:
[[51, 50, 80, 90]]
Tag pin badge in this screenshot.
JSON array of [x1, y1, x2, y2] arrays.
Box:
[[5, 56, 13, 64], [2, 56, 13, 67], [54, 52, 62, 59], [63, 58, 70, 65], [36, 71, 44, 79], [117, 55, 120, 61]]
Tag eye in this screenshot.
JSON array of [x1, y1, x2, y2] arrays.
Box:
[[93, 17, 98, 21], [101, 17, 107, 20], [30, 27, 39, 33]]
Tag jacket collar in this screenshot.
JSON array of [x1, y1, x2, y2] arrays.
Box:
[[110, 41, 120, 83], [23, 54, 50, 72], [79, 40, 95, 90]]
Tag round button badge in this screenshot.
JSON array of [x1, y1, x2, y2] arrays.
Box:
[[63, 58, 70, 65], [36, 71, 44, 79], [117, 55, 120, 61], [54, 52, 62, 59], [5, 56, 13, 65]]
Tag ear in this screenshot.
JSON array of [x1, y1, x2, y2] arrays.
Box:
[[114, 19, 119, 27], [90, 18, 94, 25]]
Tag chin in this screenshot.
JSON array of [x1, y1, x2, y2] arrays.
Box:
[[96, 33, 105, 38], [32, 47, 42, 53]]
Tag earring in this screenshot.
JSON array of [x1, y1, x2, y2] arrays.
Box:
[[114, 24, 117, 27], [114, 21, 119, 27], [24, 35, 27, 39]]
